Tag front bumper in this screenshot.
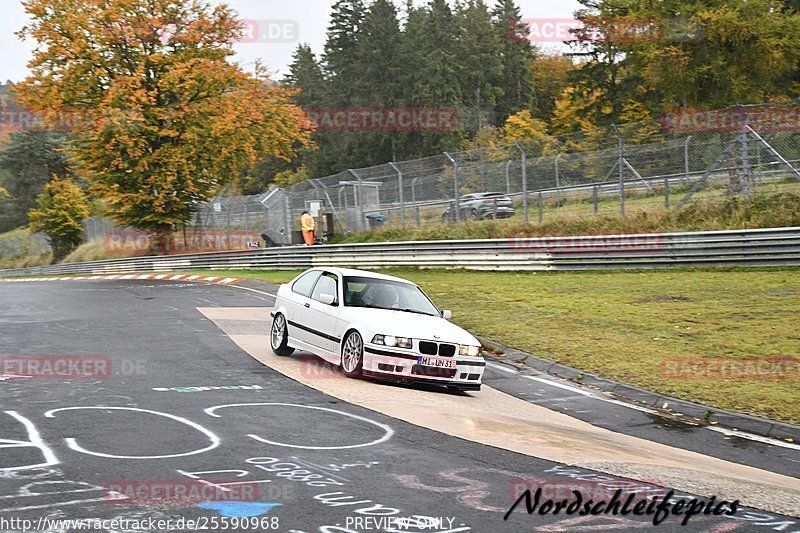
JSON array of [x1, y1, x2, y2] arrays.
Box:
[[363, 344, 485, 389]]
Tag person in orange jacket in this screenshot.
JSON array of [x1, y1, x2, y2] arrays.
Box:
[[301, 210, 315, 245]]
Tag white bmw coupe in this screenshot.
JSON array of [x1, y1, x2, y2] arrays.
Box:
[[270, 267, 485, 391]]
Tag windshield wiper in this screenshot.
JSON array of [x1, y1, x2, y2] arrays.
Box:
[[349, 303, 435, 316], [395, 308, 436, 316]]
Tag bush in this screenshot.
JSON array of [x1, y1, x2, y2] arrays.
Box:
[[28, 178, 90, 262]]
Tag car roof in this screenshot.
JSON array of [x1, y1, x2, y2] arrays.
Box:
[[306, 267, 416, 285]]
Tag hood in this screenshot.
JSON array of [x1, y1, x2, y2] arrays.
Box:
[[341, 307, 478, 346]]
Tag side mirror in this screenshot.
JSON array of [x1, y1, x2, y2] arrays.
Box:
[[319, 293, 336, 305], [441, 309, 452, 319]]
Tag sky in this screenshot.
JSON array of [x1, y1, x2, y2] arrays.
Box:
[[0, 0, 583, 84]]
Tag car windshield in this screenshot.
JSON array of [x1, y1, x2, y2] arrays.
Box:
[[343, 276, 440, 316]]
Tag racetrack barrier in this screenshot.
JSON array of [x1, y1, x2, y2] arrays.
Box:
[[1, 227, 799, 277]]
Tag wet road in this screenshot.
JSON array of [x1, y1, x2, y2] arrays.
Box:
[[0, 279, 798, 533]]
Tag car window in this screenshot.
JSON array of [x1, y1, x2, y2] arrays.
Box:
[[343, 276, 439, 316], [311, 272, 338, 304], [291, 270, 321, 297]]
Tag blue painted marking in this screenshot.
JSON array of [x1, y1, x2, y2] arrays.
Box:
[[195, 501, 281, 518]]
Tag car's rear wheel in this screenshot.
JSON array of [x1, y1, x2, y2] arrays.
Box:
[[270, 313, 294, 356], [470, 208, 479, 220], [341, 331, 364, 378]]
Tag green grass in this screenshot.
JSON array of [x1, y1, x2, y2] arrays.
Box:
[[183, 267, 800, 424]]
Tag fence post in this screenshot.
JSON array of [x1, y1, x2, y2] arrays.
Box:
[[592, 186, 598, 214], [348, 168, 365, 231], [415, 205, 420, 227], [741, 127, 751, 201], [505, 160, 512, 194], [537, 191, 543, 224], [514, 142, 528, 225], [613, 125, 625, 217], [443, 152, 460, 222], [684, 135, 692, 185], [664, 177, 670, 210], [226, 203, 231, 249], [389, 162, 404, 226], [284, 191, 292, 245], [555, 153, 562, 206]]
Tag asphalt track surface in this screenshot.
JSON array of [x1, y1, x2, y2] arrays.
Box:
[[0, 279, 798, 533]]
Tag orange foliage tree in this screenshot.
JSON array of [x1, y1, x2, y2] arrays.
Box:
[[15, 0, 312, 248]]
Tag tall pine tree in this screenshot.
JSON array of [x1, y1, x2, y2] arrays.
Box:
[[323, 0, 366, 106], [284, 44, 325, 107], [352, 0, 403, 164], [492, 0, 534, 122], [458, 0, 503, 131], [398, 0, 464, 155]]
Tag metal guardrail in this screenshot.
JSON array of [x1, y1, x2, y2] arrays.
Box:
[[1, 227, 799, 277]]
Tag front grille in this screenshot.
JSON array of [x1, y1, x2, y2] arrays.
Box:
[[438, 343, 456, 357], [418, 340, 457, 357], [419, 341, 437, 355]]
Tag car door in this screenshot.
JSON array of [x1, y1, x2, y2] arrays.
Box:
[[284, 270, 322, 346], [303, 271, 342, 356]]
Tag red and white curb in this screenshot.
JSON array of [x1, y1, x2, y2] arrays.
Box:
[[0, 273, 244, 285]]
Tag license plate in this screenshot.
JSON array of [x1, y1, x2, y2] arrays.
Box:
[[418, 357, 456, 369]]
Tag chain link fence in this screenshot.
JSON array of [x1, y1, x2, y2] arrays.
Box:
[[224, 101, 798, 243], [3, 101, 799, 256]]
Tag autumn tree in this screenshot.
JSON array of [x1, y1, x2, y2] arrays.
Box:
[[528, 54, 578, 121], [16, 0, 312, 249], [503, 110, 550, 142], [629, 0, 800, 108], [28, 178, 89, 261]]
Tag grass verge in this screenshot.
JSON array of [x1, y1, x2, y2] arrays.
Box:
[[182, 267, 800, 424]]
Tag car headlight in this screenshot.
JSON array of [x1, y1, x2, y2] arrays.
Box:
[[459, 345, 481, 356], [372, 334, 412, 349]]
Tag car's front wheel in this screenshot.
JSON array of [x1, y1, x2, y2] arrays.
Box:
[[270, 313, 294, 356], [341, 331, 364, 378]]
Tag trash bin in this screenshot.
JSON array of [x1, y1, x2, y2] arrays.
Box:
[[366, 214, 386, 229]]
